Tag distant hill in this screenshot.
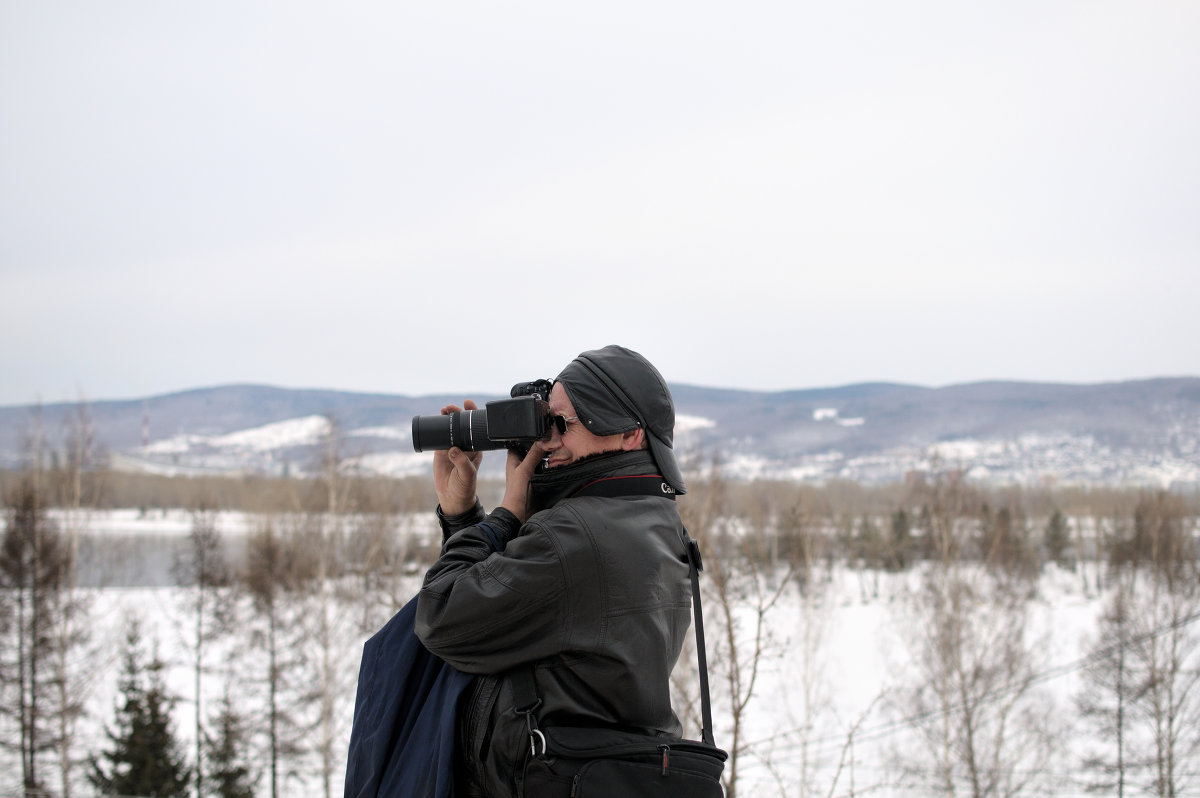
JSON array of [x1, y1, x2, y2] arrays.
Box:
[[3, 378, 1199, 487]]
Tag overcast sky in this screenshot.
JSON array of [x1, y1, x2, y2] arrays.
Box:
[[2, 1, 1197, 407]]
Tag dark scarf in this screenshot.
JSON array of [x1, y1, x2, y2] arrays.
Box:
[[527, 449, 662, 515]]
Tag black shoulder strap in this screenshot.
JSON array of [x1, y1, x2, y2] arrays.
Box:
[[513, 525, 716, 750], [684, 533, 717, 747], [570, 474, 677, 501]]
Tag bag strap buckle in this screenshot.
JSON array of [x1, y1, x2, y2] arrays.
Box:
[[528, 726, 546, 758], [522, 704, 547, 757], [512, 668, 547, 758]]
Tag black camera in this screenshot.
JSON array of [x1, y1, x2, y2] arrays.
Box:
[[411, 380, 554, 452]]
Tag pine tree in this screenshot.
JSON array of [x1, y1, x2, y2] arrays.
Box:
[[1044, 509, 1071, 567], [205, 692, 257, 798], [887, 508, 911, 570], [90, 621, 191, 797]]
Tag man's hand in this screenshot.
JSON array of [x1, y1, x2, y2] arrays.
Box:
[[433, 400, 483, 515], [500, 442, 545, 523]]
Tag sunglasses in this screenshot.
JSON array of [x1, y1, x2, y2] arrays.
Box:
[[549, 415, 578, 436]]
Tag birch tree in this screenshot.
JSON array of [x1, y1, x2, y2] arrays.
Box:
[[678, 458, 795, 798], [1123, 492, 1200, 798], [1077, 574, 1136, 797], [898, 467, 1060, 798], [47, 399, 102, 798], [241, 516, 310, 798], [173, 503, 234, 798]]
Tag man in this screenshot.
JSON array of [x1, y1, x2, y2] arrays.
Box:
[[414, 345, 691, 797]]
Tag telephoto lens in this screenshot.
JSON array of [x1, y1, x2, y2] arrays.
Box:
[[411, 408, 502, 452]]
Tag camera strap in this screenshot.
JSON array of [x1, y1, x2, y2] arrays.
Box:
[[570, 474, 677, 501]]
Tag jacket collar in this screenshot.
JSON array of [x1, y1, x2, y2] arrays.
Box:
[[528, 450, 660, 514]]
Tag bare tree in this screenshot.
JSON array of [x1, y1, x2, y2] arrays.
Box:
[[1, 474, 73, 795], [342, 489, 414, 636], [1077, 511, 1099, 596], [1122, 492, 1200, 798], [236, 416, 361, 798], [903, 566, 1059, 797], [779, 500, 844, 798], [977, 502, 1037, 578], [241, 515, 311, 798], [897, 466, 1060, 798], [46, 399, 103, 798], [303, 414, 358, 798], [852, 512, 883, 601], [679, 457, 795, 798], [172, 502, 234, 798], [1077, 572, 1136, 797]]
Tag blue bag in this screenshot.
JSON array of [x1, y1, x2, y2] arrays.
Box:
[[345, 596, 475, 798]]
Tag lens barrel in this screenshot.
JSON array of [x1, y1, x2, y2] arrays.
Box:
[[411, 409, 502, 452]]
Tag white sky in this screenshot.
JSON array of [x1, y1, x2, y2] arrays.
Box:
[[2, 1, 1198, 406]]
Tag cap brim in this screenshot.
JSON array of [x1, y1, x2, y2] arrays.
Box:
[[648, 433, 686, 495]]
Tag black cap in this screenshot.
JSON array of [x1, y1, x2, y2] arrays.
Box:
[[554, 345, 686, 495]]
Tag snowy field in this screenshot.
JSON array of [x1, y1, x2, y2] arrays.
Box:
[[6, 509, 1196, 797]]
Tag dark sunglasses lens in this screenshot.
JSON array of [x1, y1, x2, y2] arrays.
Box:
[[552, 415, 567, 435]]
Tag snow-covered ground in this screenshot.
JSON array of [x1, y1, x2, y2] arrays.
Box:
[[6, 510, 1197, 797]]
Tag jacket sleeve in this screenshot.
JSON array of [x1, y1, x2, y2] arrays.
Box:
[[414, 508, 572, 674], [435, 501, 486, 540]]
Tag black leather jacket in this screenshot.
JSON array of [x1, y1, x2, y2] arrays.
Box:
[[415, 450, 691, 797]]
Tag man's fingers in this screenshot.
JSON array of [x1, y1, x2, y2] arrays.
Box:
[[523, 442, 545, 467], [441, 399, 478, 415], [447, 446, 483, 470]]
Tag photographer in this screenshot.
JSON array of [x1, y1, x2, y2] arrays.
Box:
[[414, 345, 692, 797]]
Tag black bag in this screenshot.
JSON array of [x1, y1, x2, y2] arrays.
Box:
[[521, 726, 726, 797], [515, 534, 727, 798]]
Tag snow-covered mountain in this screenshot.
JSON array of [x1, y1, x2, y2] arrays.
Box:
[[3, 378, 1199, 487]]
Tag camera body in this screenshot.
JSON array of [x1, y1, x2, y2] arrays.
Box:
[[411, 380, 554, 453]]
